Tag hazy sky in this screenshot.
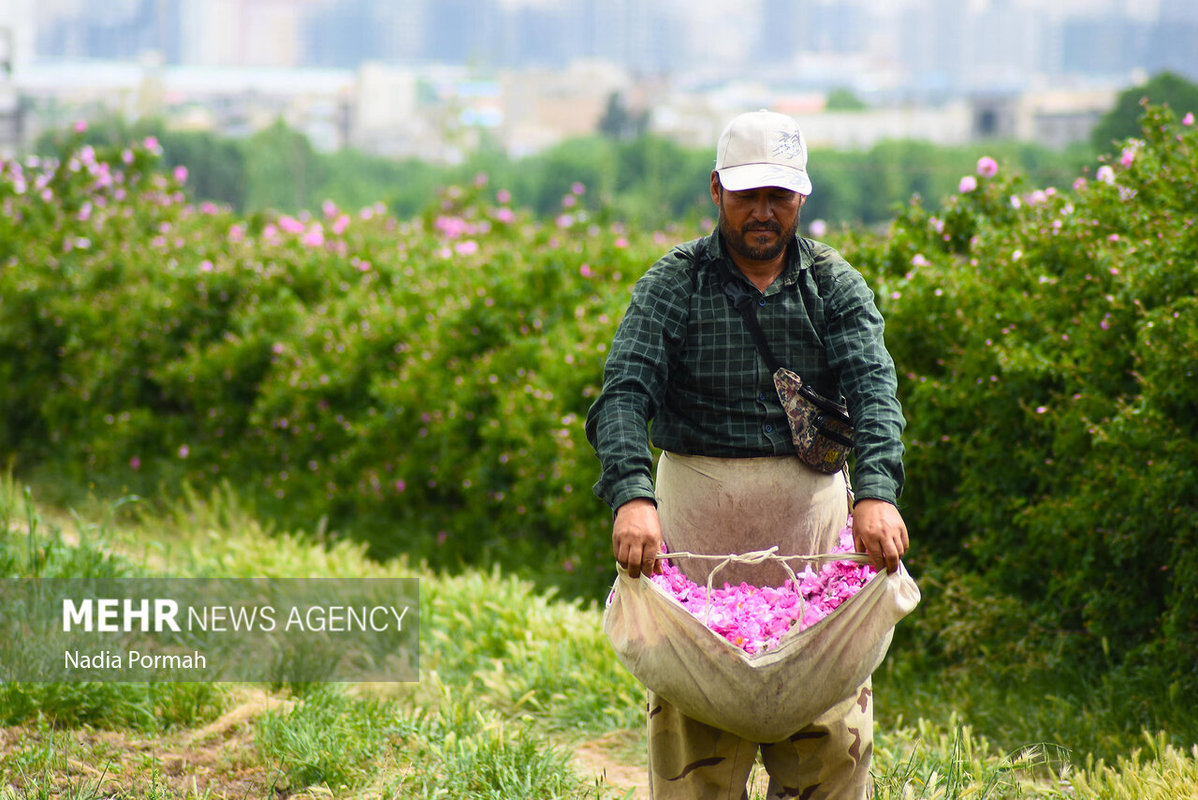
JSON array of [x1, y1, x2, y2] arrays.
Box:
[[498, 0, 1163, 20]]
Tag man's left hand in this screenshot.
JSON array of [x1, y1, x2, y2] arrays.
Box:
[[852, 499, 909, 573]]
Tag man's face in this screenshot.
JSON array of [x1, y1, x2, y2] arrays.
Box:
[[711, 176, 805, 264]]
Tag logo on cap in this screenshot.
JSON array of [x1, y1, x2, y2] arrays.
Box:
[[773, 130, 804, 161]]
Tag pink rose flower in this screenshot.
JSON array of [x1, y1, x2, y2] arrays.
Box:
[[278, 215, 305, 234], [651, 518, 877, 654], [302, 224, 325, 247]]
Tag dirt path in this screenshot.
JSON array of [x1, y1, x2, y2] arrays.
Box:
[[0, 690, 295, 799], [571, 729, 649, 799]]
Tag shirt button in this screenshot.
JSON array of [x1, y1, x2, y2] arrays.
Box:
[[764, 424, 774, 433], [758, 392, 768, 402], [758, 298, 767, 307]]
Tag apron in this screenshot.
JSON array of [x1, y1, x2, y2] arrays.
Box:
[[655, 451, 848, 588]]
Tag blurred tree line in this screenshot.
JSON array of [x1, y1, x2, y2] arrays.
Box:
[[34, 71, 1196, 230]]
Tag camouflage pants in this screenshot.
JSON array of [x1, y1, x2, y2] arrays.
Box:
[[646, 680, 874, 800]]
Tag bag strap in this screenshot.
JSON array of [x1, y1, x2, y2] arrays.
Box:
[[715, 252, 847, 408], [718, 257, 854, 432], [717, 261, 784, 375]]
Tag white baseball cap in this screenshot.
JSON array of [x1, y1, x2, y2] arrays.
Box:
[[714, 110, 812, 196]]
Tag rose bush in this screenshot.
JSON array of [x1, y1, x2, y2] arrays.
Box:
[[838, 103, 1197, 729], [0, 135, 681, 596]]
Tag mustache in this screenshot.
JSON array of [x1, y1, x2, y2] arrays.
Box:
[[742, 222, 782, 233]]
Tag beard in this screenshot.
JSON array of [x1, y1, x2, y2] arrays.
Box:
[[717, 203, 801, 264]]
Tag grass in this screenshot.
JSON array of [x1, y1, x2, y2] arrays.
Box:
[[0, 471, 1195, 798], [255, 685, 396, 791], [1064, 732, 1198, 800], [383, 685, 597, 799], [870, 718, 1071, 799]]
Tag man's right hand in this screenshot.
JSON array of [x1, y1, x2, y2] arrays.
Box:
[[613, 497, 663, 579]]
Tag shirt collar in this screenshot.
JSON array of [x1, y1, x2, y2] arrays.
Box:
[[703, 229, 808, 292]]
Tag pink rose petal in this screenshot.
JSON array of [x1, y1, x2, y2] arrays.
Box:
[[651, 517, 877, 653]]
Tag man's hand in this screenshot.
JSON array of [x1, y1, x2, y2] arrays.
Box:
[[852, 499, 909, 573], [613, 497, 663, 579]]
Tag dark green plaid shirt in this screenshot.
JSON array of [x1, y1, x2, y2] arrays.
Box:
[[585, 230, 905, 511]]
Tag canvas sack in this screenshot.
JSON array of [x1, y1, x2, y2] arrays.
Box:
[[603, 557, 920, 743]]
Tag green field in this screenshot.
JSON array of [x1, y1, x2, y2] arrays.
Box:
[[2, 477, 1195, 799]]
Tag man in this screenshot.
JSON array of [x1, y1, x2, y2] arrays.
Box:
[[585, 110, 908, 799]]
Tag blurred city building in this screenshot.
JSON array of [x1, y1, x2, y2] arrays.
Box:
[[0, 0, 1193, 160]]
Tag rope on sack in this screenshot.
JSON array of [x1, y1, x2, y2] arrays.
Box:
[[656, 547, 873, 626]]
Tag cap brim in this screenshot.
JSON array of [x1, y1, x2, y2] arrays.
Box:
[[717, 163, 812, 195]]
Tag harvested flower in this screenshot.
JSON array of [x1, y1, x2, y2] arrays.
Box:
[[651, 518, 877, 654]]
